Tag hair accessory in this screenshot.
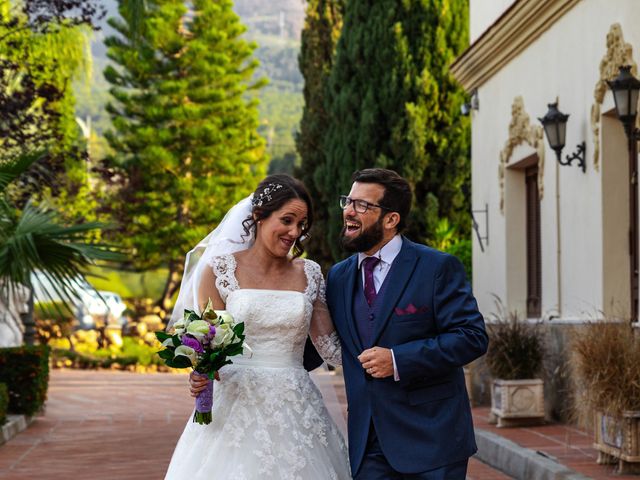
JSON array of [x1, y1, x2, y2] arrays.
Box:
[[251, 183, 284, 207]]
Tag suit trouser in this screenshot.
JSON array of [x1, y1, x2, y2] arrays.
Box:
[[354, 422, 468, 480]]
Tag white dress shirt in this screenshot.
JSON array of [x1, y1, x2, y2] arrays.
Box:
[[357, 234, 403, 380]]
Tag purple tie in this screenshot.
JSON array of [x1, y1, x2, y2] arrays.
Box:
[[362, 256, 380, 306]]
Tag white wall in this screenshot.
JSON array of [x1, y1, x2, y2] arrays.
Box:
[[0, 287, 26, 347], [469, 0, 515, 44], [470, 0, 640, 321]]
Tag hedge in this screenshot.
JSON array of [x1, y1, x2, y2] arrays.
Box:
[[0, 383, 8, 425], [0, 345, 50, 416]]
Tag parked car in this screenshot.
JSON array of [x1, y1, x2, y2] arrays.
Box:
[[31, 272, 127, 329], [75, 290, 128, 329]]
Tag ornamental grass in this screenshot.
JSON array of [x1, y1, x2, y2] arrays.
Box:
[[572, 321, 640, 417], [485, 300, 545, 380]]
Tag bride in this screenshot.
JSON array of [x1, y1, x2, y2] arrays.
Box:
[[164, 174, 351, 479]]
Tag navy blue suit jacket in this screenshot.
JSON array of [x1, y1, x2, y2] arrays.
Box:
[[326, 237, 488, 475]]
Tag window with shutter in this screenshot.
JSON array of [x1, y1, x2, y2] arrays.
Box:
[[525, 166, 541, 318]]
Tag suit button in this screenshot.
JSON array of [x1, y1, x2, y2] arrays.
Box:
[[369, 314, 374, 321]]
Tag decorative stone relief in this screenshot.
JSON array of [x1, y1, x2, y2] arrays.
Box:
[[591, 23, 637, 171], [499, 96, 545, 214]]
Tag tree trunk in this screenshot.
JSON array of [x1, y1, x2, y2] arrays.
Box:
[[158, 260, 183, 315], [20, 288, 36, 345]]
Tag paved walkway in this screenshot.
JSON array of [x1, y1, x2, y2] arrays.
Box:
[[472, 407, 639, 479], [0, 369, 508, 479]]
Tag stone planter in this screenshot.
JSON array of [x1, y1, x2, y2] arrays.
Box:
[[594, 410, 640, 474], [490, 378, 545, 427]]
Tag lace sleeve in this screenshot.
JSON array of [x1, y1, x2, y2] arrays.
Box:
[[306, 261, 342, 366], [207, 254, 239, 304]]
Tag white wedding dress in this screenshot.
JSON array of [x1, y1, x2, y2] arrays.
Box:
[[165, 254, 351, 480]]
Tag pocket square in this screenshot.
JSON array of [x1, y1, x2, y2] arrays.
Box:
[[394, 303, 428, 316]]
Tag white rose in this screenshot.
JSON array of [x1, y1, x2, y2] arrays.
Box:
[[174, 345, 197, 366], [214, 310, 235, 326], [186, 320, 210, 339], [210, 323, 235, 348], [172, 319, 186, 335]]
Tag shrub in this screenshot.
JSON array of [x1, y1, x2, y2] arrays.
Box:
[[0, 383, 8, 425], [51, 348, 138, 369], [34, 300, 76, 345], [572, 322, 640, 417], [50, 336, 163, 370], [485, 304, 545, 380], [0, 345, 50, 416]]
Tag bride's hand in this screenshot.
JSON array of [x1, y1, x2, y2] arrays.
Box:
[[189, 371, 220, 397]]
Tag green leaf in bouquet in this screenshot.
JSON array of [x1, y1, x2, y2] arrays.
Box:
[[225, 343, 244, 357], [211, 355, 228, 371], [209, 350, 221, 363], [167, 356, 193, 369], [158, 349, 175, 360], [172, 336, 182, 347], [155, 331, 172, 342], [188, 312, 201, 323], [196, 354, 211, 366], [232, 322, 245, 337]]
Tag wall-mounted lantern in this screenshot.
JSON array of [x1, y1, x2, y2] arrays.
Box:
[[538, 102, 586, 173]]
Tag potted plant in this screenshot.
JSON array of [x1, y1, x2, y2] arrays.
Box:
[[572, 321, 640, 474], [485, 303, 546, 427]]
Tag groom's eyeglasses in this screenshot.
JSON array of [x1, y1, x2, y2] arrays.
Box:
[[339, 195, 390, 214]]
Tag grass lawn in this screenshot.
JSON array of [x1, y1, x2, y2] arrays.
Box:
[[86, 266, 168, 300]]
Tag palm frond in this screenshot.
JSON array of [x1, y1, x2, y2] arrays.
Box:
[[0, 150, 46, 193], [0, 200, 123, 306]]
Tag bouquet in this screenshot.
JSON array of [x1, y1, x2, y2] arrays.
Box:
[[155, 299, 247, 424]]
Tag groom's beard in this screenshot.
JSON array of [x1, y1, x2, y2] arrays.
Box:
[[341, 215, 385, 253]]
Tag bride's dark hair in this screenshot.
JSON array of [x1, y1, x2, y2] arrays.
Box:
[[241, 174, 313, 258]]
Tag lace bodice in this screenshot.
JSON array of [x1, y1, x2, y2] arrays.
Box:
[[208, 254, 341, 366]]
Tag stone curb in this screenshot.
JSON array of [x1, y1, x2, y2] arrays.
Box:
[[0, 414, 34, 446], [474, 428, 593, 480]]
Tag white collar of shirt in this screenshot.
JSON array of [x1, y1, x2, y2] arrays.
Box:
[[357, 234, 403, 269]]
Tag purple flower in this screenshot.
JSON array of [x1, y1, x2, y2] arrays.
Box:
[[208, 325, 216, 338], [181, 335, 204, 353]]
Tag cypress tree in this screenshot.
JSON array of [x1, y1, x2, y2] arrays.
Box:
[[320, 0, 470, 260], [103, 0, 267, 310], [296, 0, 344, 270]]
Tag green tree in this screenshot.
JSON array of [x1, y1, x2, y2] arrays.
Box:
[[433, 217, 471, 278], [319, 0, 471, 260], [0, 0, 122, 344], [0, 0, 101, 227], [103, 0, 267, 311], [296, 0, 344, 270]]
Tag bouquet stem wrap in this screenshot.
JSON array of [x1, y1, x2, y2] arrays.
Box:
[[193, 376, 214, 425]]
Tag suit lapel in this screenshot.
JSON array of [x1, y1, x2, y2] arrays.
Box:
[[371, 238, 418, 346], [340, 255, 363, 353]]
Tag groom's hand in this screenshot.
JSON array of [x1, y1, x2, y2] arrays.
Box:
[[358, 347, 394, 379]]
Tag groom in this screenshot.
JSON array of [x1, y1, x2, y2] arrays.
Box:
[[326, 168, 488, 479]]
